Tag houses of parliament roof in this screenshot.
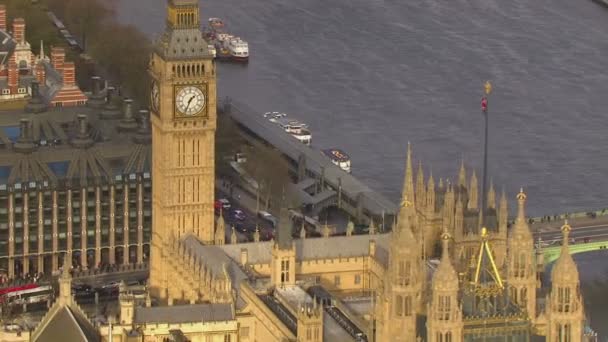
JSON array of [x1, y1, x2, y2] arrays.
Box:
[[0, 81, 151, 189]]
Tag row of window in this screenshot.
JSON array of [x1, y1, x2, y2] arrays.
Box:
[[1, 87, 27, 95]]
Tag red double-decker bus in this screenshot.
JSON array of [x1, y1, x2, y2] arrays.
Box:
[[0, 284, 52, 304]]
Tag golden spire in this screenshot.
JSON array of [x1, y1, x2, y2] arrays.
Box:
[[230, 226, 237, 244], [458, 159, 466, 188], [346, 219, 354, 236], [253, 225, 260, 242], [468, 170, 478, 210], [487, 181, 496, 209], [300, 222, 307, 239], [433, 230, 458, 289], [402, 142, 415, 205], [416, 161, 425, 208], [511, 188, 532, 240], [551, 221, 580, 284], [426, 170, 435, 210], [368, 218, 376, 235]]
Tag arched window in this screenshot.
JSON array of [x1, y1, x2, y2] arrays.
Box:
[[397, 261, 411, 286], [404, 296, 412, 316], [395, 295, 403, 317], [557, 287, 571, 313], [445, 332, 452, 342], [520, 287, 527, 307], [438, 295, 450, 321]]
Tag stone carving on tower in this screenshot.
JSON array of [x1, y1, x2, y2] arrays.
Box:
[[376, 161, 423, 342], [427, 230, 463, 342], [507, 189, 536, 319], [148, 0, 218, 301], [545, 222, 585, 341]]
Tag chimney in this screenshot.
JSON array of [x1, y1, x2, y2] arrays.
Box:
[[12, 18, 25, 44], [77, 114, 88, 137], [71, 114, 94, 148], [35, 63, 46, 84], [92, 76, 101, 96], [106, 86, 115, 104], [25, 81, 47, 114], [0, 5, 6, 32], [62, 62, 75, 87], [13, 119, 36, 153], [118, 99, 138, 131], [51, 47, 65, 73], [7, 56, 18, 93]]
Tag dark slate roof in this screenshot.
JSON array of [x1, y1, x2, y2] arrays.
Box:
[[0, 95, 152, 187], [134, 303, 234, 324], [35, 306, 100, 342]]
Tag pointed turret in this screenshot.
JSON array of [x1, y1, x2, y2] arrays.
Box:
[[547, 221, 584, 340], [438, 178, 444, 190], [253, 225, 260, 242], [511, 188, 532, 241], [458, 159, 467, 189], [468, 171, 478, 210], [346, 220, 354, 236], [487, 182, 496, 209], [230, 226, 237, 244], [427, 230, 463, 341], [323, 224, 331, 238], [215, 210, 226, 245], [551, 222, 579, 284], [508, 188, 536, 317], [401, 143, 415, 206], [498, 188, 508, 233], [300, 222, 306, 239], [416, 162, 426, 209], [434, 231, 458, 288], [454, 195, 464, 240], [426, 171, 435, 212], [368, 218, 376, 235], [59, 253, 73, 305]]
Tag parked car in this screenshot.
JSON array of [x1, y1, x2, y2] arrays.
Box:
[[258, 211, 277, 227], [232, 209, 246, 221]]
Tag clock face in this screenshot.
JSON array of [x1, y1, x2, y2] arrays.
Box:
[[175, 86, 206, 116], [151, 82, 160, 112]]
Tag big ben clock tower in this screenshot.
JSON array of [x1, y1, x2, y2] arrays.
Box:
[[149, 0, 217, 300]]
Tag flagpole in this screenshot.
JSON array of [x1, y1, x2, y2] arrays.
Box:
[[479, 81, 492, 230]]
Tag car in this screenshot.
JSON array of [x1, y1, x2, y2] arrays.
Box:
[[218, 198, 231, 210], [232, 209, 246, 221], [258, 210, 277, 227]]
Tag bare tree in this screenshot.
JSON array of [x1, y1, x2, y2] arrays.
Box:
[[243, 143, 292, 211]]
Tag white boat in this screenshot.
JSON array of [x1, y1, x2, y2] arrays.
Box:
[[265, 113, 312, 146], [208, 44, 217, 58], [322, 149, 351, 173], [225, 37, 249, 62]]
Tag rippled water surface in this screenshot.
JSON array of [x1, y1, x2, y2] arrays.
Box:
[[115, 0, 608, 216], [113, 0, 608, 334]]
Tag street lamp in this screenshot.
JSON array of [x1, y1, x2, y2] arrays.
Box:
[[479, 81, 492, 229]]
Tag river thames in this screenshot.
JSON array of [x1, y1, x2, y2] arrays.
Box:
[[113, 0, 608, 336]]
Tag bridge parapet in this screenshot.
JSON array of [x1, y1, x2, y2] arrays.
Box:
[[541, 240, 608, 265]]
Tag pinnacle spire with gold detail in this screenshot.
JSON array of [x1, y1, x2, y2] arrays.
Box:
[[402, 142, 415, 208], [551, 221, 580, 284], [511, 188, 532, 241], [433, 230, 458, 289], [458, 159, 466, 189], [416, 162, 426, 209], [468, 170, 478, 210], [487, 181, 496, 209]]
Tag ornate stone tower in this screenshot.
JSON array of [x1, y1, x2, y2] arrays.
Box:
[[507, 189, 536, 318], [271, 204, 296, 287], [296, 301, 323, 342], [376, 183, 423, 341], [546, 222, 585, 341], [427, 231, 463, 342], [149, 0, 217, 300]]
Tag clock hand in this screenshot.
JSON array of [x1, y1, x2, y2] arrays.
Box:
[[185, 95, 196, 112]]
